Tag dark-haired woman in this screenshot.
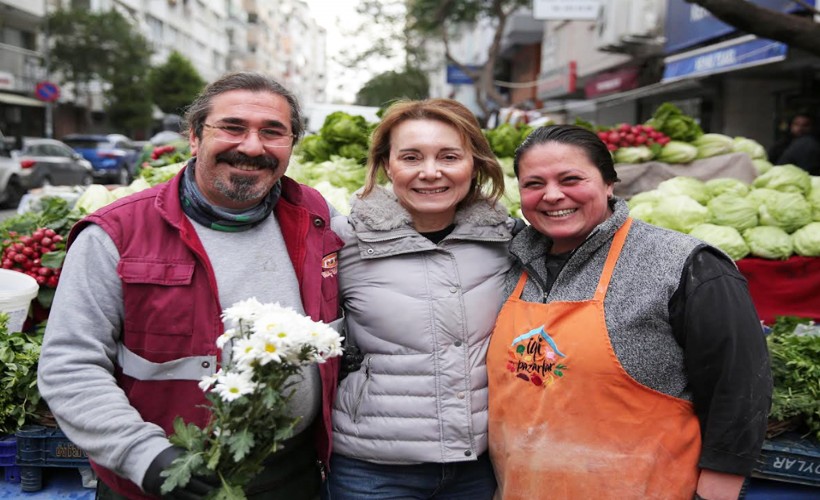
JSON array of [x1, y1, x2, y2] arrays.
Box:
[[487, 125, 772, 500]]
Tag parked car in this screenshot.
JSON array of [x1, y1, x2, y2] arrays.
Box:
[[0, 134, 25, 208], [62, 133, 141, 185], [10, 138, 94, 192]]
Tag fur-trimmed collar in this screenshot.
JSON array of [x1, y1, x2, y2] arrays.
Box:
[[349, 185, 509, 232]]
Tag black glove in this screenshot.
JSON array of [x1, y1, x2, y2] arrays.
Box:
[[339, 345, 364, 381], [142, 446, 219, 499]]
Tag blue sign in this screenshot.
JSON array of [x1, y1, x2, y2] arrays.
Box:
[[665, 0, 815, 53], [663, 36, 788, 82], [446, 65, 480, 85]]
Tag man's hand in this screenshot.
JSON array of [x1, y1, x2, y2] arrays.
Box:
[[142, 446, 219, 499]]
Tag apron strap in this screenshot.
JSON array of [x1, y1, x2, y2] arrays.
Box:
[[594, 217, 633, 301], [513, 271, 529, 298]]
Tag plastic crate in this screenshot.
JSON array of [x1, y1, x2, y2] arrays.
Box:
[[15, 425, 88, 467], [15, 425, 89, 492], [0, 435, 15, 466], [752, 433, 820, 487]]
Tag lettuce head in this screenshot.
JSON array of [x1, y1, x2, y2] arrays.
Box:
[[652, 195, 709, 233], [657, 176, 711, 205], [707, 193, 758, 231], [705, 178, 749, 198], [792, 222, 820, 257], [689, 223, 750, 261], [757, 190, 812, 233], [752, 164, 812, 196], [743, 226, 793, 260]]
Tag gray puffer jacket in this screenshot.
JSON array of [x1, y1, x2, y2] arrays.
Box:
[[331, 186, 516, 464]]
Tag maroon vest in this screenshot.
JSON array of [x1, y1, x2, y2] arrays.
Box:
[[68, 171, 343, 499]]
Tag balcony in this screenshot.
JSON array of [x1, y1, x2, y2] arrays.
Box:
[[0, 43, 45, 93]]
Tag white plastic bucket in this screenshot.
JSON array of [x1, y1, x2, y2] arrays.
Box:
[[0, 269, 39, 333]]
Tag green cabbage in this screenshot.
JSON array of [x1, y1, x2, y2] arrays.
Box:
[[614, 146, 654, 164], [743, 226, 793, 260], [757, 190, 812, 233], [732, 137, 767, 160], [693, 133, 735, 159], [652, 195, 709, 233], [752, 159, 773, 175], [792, 222, 820, 257], [657, 176, 711, 205], [656, 141, 698, 164], [705, 178, 749, 198], [298, 135, 332, 163], [811, 177, 820, 221], [752, 164, 812, 196], [75, 185, 117, 214], [689, 223, 750, 260], [627, 190, 663, 208], [628, 202, 655, 223], [707, 193, 758, 231], [746, 188, 781, 209], [485, 124, 533, 158]]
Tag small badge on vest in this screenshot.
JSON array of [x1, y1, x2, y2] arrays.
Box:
[[321, 252, 338, 278]]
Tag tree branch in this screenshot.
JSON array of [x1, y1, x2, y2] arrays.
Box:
[[684, 0, 820, 57]]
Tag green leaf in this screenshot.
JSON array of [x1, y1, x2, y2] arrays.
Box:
[[160, 452, 204, 494], [40, 250, 66, 269], [206, 443, 222, 471], [213, 481, 248, 500], [168, 417, 203, 451], [228, 428, 255, 462], [36, 287, 56, 309]]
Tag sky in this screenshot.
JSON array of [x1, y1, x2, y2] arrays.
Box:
[[305, 0, 400, 103]]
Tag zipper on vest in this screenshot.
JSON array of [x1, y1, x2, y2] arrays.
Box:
[[351, 356, 372, 424]]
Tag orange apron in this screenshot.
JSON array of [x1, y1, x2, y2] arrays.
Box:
[[488, 219, 701, 499]]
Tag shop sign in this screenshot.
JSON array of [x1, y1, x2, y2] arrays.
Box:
[[665, 0, 814, 53], [0, 72, 14, 90], [584, 67, 640, 99], [537, 61, 577, 100], [446, 65, 481, 85], [533, 0, 600, 20], [662, 35, 787, 83]]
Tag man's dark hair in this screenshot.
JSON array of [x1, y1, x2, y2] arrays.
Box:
[[184, 72, 304, 143]]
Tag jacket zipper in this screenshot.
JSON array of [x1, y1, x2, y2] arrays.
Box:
[[351, 356, 372, 424]]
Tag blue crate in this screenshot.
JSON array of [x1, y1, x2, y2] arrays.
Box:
[[3, 465, 20, 483], [15, 425, 88, 467], [753, 433, 820, 487], [0, 436, 15, 467]]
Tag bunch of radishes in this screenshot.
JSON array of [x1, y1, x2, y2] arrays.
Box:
[[1, 228, 64, 288], [597, 123, 671, 151]]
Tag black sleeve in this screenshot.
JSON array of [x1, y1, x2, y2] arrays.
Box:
[[669, 246, 773, 476]]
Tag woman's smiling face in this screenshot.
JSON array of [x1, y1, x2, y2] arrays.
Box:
[[386, 119, 475, 232], [517, 142, 614, 254]]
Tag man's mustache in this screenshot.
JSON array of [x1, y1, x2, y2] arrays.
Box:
[[215, 151, 279, 170]]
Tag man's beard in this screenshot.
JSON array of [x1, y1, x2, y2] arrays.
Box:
[[213, 151, 280, 203]]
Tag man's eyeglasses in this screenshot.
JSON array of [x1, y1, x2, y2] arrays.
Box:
[[203, 123, 294, 148]]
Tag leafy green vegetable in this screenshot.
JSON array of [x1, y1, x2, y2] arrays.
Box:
[[693, 133, 735, 159], [613, 146, 653, 164], [657, 176, 711, 205], [732, 137, 767, 160], [651, 194, 709, 233], [767, 316, 820, 440], [484, 123, 533, 159], [757, 190, 812, 234], [707, 193, 758, 231], [689, 223, 749, 260], [752, 159, 773, 175], [645, 103, 703, 142], [792, 222, 820, 257], [705, 178, 749, 198], [656, 141, 698, 164], [743, 226, 793, 260], [753, 164, 812, 196], [0, 315, 46, 434]]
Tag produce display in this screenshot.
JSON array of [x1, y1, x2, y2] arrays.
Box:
[[628, 168, 820, 260], [766, 316, 820, 440]]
